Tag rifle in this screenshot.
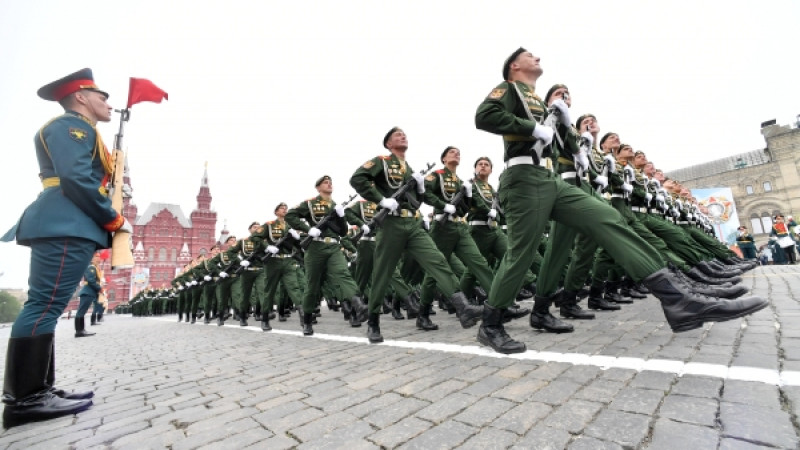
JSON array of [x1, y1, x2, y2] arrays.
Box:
[[109, 109, 134, 269], [259, 228, 299, 262], [437, 177, 474, 224], [622, 164, 635, 205], [300, 193, 358, 250], [575, 128, 591, 188]]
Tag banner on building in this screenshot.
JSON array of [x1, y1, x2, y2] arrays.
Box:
[[130, 266, 150, 300], [690, 187, 741, 245]]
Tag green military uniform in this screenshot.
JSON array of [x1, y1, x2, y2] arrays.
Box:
[[215, 250, 238, 325], [228, 233, 265, 326], [736, 230, 757, 260], [256, 218, 305, 329]]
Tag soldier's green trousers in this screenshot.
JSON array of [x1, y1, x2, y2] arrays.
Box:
[[460, 223, 537, 294], [201, 283, 217, 318], [488, 165, 664, 309], [638, 213, 706, 267], [262, 256, 304, 312], [370, 215, 459, 314], [231, 269, 261, 315], [354, 239, 413, 300], [302, 241, 360, 314], [683, 225, 735, 260], [215, 277, 236, 315]]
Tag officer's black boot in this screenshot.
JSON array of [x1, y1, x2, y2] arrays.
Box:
[[697, 260, 743, 278], [477, 303, 526, 354], [46, 341, 93, 400], [604, 280, 632, 304], [669, 264, 749, 299], [404, 292, 420, 319], [278, 302, 288, 322], [239, 312, 248, 327], [643, 268, 768, 332], [349, 295, 369, 323], [367, 312, 383, 343], [473, 286, 488, 303], [685, 267, 738, 285], [3, 334, 92, 428], [620, 277, 646, 299], [341, 300, 353, 322], [190, 313, 197, 324], [346, 300, 361, 327], [559, 290, 595, 320], [450, 292, 483, 329], [203, 312, 210, 325], [97, 312, 103, 323], [261, 315, 271, 332], [390, 296, 405, 320], [74, 317, 95, 338], [587, 284, 621, 310], [91, 313, 98, 325], [302, 312, 314, 336], [217, 310, 225, 326], [382, 296, 392, 314], [416, 303, 439, 331], [529, 294, 574, 333]]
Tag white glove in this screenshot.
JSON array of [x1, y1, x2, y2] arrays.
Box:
[[621, 183, 633, 195], [379, 197, 399, 212], [219, 272, 229, 278], [191, 280, 198, 286], [593, 175, 608, 189], [532, 124, 554, 147], [411, 173, 426, 194], [603, 155, 616, 173], [624, 165, 636, 178], [334, 204, 345, 217], [204, 275, 211, 281], [361, 224, 370, 234], [551, 99, 571, 128], [423, 218, 431, 231], [671, 207, 679, 217], [575, 149, 589, 173], [462, 179, 472, 198], [289, 229, 301, 240], [178, 286, 184, 291], [240, 260, 250, 267], [267, 245, 279, 254], [645, 193, 653, 203], [308, 227, 321, 238], [488, 209, 497, 219], [581, 132, 594, 148], [687, 213, 694, 221], [116, 218, 133, 234], [443, 204, 456, 215]]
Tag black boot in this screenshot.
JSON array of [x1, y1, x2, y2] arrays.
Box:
[[302, 312, 314, 336], [477, 303, 526, 354], [697, 260, 743, 278], [382, 296, 392, 314], [669, 265, 749, 299], [74, 317, 95, 338], [261, 316, 271, 332], [502, 303, 532, 322], [473, 286, 488, 303], [559, 291, 595, 320], [450, 292, 483, 329], [587, 284, 621, 311], [529, 294, 574, 333], [239, 313, 248, 327], [3, 334, 92, 428], [390, 296, 405, 320], [217, 310, 225, 326], [620, 278, 646, 299], [516, 287, 534, 300], [350, 296, 369, 323], [278, 302, 288, 322], [92, 313, 98, 325], [46, 341, 92, 400], [685, 267, 738, 285], [367, 313, 383, 343], [347, 300, 361, 327], [437, 292, 456, 314], [604, 281, 632, 304], [416, 303, 439, 331], [643, 268, 768, 332], [203, 313, 210, 325], [190, 313, 197, 324], [325, 297, 340, 312], [341, 300, 353, 322], [97, 312, 103, 323], [404, 292, 420, 319]]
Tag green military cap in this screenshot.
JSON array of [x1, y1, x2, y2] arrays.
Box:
[[38, 68, 109, 101], [544, 83, 568, 105], [383, 127, 401, 148], [440, 146, 458, 163], [576, 113, 596, 130], [474, 156, 493, 168], [599, 132, 617, 148], [502, 47, 527, 80], [315, 175, 331, 187], [274, 202, 287, 213]]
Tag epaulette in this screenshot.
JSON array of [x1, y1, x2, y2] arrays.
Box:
[[435, 169, 445, 174], [379, 155, 391, 160], [266, 220, 275, 225]]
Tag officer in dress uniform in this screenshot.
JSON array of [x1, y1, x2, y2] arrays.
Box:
[[75, 253, 102, 337], [0, 69, 132, 427], [473, 48, 768, 354]]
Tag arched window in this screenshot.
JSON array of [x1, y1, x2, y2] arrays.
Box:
[[750, 214, 764, 234], [745, 185, 754, 195], [159, 247, 167, 261], [763, 181, 772, 192], [171, 248, 177, 261]]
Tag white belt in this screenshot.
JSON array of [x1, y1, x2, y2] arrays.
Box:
[[504, 156, 534, 168], [501, 225, 508, 230], [270, 253, 294, 259], [360, 236, 376, 242], [676, 221, 689, 225], [313, 236, 340, 244], [631, 206, 648, 213], [388, 209, 419, 218], [611, 194, 624, 198], [469, 220, 497, 226], [434, 214, 467, 223]]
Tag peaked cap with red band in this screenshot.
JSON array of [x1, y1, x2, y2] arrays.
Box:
[[37, 68, 109, 101]]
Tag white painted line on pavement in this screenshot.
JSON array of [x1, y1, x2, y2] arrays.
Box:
[[150, 317, 798, 387]]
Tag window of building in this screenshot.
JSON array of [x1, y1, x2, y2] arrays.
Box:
[[750, 217, 764, 234], [159, 247, 167, 261], [745, 185, 754, 195], [763, 181, 772, 192], [171, 248, 177, 261], [148, 247, 154, 261], [761, 215, 774, 234]]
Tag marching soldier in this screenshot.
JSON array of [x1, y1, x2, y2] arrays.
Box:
[[75, 253, 102, 337]]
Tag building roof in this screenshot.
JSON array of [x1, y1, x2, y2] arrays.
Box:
[[666, 149, 771, 182], [135, 203, 192, 228]]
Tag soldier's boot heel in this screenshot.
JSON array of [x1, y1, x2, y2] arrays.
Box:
[[415, 303, 439, 331], [477, 303, 526, 354]]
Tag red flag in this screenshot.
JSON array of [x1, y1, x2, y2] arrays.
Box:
[[126, 78, 168, 108]]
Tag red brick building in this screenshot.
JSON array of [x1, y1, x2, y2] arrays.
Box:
[[101, 164, 221, 310]]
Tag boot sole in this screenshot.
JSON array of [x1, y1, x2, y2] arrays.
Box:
[[670, 301, 769, 332], [477, 332, 527, 354]]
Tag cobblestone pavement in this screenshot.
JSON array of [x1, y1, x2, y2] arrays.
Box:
[[1, 265, 799, 449]]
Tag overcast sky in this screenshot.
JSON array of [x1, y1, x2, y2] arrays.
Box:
[[0, 0, 798, 289]]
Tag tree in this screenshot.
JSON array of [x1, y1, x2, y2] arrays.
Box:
[[0, 291, 22, 323]]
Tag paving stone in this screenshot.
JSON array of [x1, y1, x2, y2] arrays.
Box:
[[490, 401, 552, 435], [719, 402, 798, 449], [721, 380, 782, 409], [559, 365, 602, 384], [628, 370, 677, 391], [414, 393, 478, 424], [671, 375, 723, 398], [528, 380, 583, 405], [584, 410, 651, 448], [718, 437, 783, 450], [511, 424, 571, 450], [368, 417, 432, 448], [600, 368, 637, 382], [398, 419, 477, 450], [608, 388, 665, 415], [646, 418, 719, 450], [172, 417, 263, 450], [491, 376, 548, 401], [290, 411, 359, 443], [456, 426, 518, 449], [363, 397, 429, 428], [452, 396, 515, 427], [296, 421, 376, 449], [656, 394, 718, 427], [568, 436, 624, 450], [458, 374, 513, 398], [541, 399, 603, 433], [573, 379, 625, 404]]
